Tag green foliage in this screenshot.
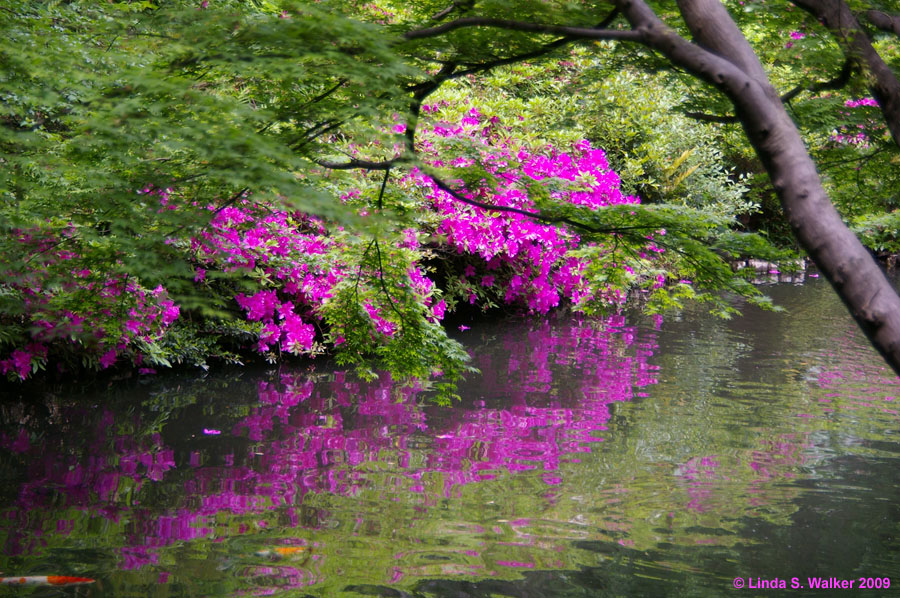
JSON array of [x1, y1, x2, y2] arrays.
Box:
[[318, 231, 475, 405], [0, 0, 414, 297], [852, 210, 900, 253], [6, 0, 892, 387], [536, 200, 791, 317], [573, 67, 756, 218]]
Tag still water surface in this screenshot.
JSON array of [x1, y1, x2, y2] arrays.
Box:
[[1, 279, 899, 596]]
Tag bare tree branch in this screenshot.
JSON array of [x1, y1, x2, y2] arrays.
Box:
[[864, 9, 900, 35], [430, 0, 474, 22], [781, 56, 855, 102], [685, 56, 855, 123], [446, 9, 620, 79], [431, 3, 457, 21], [675, 0, 774, 90], [405, 62, 457, 157], [404, 17, 641, 43], [683, 111, 738, 123], [314, 157, 400, 170]]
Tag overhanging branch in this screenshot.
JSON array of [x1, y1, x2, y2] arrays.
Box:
[[428, 172, 669, 237], [685, 56, 855, 123], [404, 17, 640, 43], [791, 0, 900, 148], [781, 56, 855, 102], [864, 9, 900, 35], [445, 9, 620, 79], [617, 0, 900, 375]]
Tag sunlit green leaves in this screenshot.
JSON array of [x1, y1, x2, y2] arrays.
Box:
[[535, 200, 792, 316]]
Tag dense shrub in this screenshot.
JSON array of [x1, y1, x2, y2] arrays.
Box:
[[1, 109, 662, 391]]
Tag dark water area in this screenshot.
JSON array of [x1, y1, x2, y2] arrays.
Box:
[[2, 279, 900, 597]]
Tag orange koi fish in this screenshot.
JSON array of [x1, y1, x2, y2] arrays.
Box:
[[0, 575, 95, 586], [254, 546, 308, 558]]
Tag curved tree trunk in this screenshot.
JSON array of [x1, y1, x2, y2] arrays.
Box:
[[618, 0, 900, 375]]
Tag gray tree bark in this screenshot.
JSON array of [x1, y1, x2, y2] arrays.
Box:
[[617, 0, 900, 375], [864, 9, 900, 35]]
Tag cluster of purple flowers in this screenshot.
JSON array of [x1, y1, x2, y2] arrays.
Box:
[[784, 30, 806, 48], [845, 97, 879, 109], [406, 106, 653, 313], [830, 97, 883, 147], [193, 207, 341, 355]]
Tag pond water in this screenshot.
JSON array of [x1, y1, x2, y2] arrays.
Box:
[[2, 278, 900, 597]]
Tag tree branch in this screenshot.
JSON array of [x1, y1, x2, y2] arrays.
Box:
[[864, 9, 900, 35], [615, 0, 900, 375], [684, 110, 738, 123], [316, 64, 456, 173], [446, 9, 620, 79], [427, 172, 667, 237], [313, 157, 400, 170], [784, 56, 855, 102], [304, 79, 348, 107], [405, 62, 457, 157], [430, 0, 474, 22], [376, 168, 390, 210], [685, 56, 855, 123], [403, 17, 640, 43], [451, 37, 574, 79], [676, 0, 773, 90], [373, 239, 410, 329]]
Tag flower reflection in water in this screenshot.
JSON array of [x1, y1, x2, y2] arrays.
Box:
[[2, 309, 882, 596]]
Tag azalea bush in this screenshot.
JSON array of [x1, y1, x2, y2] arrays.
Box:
[[0, 223, 180, 379], [0, 0, 806, 389], [0, 102, 667, 389], [403, 104, 665, 315], [1, 85, 787, 389]]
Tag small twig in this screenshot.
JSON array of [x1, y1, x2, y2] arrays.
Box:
[[816, 145, 886, 171], [164, 186, 248, 240], [292, 119, 342, 149], [431, 2, 459, 21], [305, 79, 348, 107], [314, 157, 400, 171], [373, 240, 410, 329], [354, 239, 376, 304], [683, 110, 738, 123], [376, 168, 391, 210], [23, 236, 71, 265]]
